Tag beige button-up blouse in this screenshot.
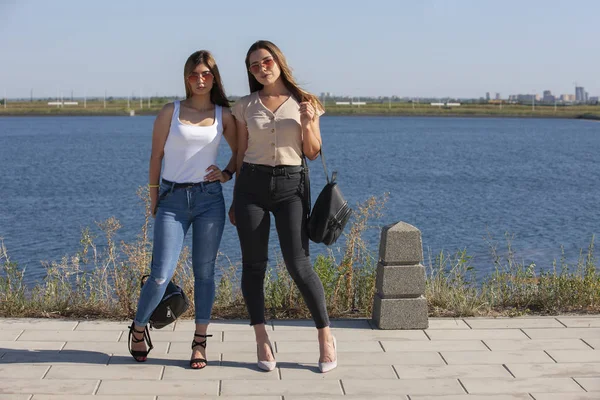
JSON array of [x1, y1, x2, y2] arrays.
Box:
[[232, 91, 324, 167]]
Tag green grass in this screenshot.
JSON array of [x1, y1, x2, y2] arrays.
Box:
[[1, 189, 598, 320], [1, 99, 599, 119]]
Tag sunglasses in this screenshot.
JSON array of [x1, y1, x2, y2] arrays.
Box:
[[249, 58, 275, 75], [187, 71, 214, 83]]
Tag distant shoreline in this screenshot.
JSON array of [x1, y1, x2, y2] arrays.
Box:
[[1, 110, 600, 121], [1, 103, 599, 121]]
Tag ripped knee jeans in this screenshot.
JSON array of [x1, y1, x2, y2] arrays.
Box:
[[133, 181, 225, 326]]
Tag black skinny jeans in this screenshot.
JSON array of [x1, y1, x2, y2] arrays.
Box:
[[234, 162, 330, 329]]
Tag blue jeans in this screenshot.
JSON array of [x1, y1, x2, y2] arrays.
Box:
[[134, 180, 225, 326]]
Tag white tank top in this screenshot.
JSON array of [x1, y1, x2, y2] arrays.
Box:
[[162, 100, 223, 183]]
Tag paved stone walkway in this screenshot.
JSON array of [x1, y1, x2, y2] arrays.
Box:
[[0, 316, 598, 399]]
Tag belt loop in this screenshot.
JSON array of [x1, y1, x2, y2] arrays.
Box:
[[169, 181, 175, 193]]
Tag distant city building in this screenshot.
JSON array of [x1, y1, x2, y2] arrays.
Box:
[[561, 94, 576, 102], [509, 94, 540, 103], [589, 96, 599, 103], [485, 92, 490, 101], [575, 86, 585, 102], [495, 92, 500, 100], [543, 90, 555, 103], [585, 92, 589, 102]]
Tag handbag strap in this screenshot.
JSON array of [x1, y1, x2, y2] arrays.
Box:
[[316, 139, 335, 184]]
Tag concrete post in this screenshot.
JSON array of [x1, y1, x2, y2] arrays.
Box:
[[372, 221, 428, 329]]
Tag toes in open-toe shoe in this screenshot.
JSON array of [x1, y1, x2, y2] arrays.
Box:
[[190, 333, 213, 369], [128, 323, 154, 363]]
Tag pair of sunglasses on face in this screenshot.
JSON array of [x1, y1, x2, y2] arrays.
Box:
[[187, 57, 276, 82]]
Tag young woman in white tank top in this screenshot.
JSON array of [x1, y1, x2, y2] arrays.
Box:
[[127, 50, 237, 370]]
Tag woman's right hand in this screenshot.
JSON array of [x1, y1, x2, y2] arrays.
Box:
[[150, 188, 159, 218], [228, 203, 236, 226]]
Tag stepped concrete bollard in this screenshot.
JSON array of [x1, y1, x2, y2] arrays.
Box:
[[372, 221, 428, 329]]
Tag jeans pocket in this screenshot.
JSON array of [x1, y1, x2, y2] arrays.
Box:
[[204, 182, 223, 197], [158, 182, 172, 201]]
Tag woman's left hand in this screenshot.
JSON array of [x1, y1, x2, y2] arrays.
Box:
[[299, 102, 315, 126], [205, 165, 229, 183]]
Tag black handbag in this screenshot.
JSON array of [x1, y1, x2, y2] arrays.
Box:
[[304, 144, 352, 246], [141, 274, 190, 329]]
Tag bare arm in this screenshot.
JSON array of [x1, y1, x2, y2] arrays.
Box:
[[300, 102, 322, 160], [221, 108, 238, 178], [228, 115, 249, 226], [149, 103, 174, 216], [205, 107, 238, 183]]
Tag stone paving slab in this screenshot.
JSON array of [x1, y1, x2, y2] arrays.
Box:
[[426, 329, 529, 340], [220, 379, 342, 396], [546, 349, 600, 363], [555, 316, 600, 328], [573, 377, 600, 391], [275, 340, 382, 353], [506, 362, 600, 378], [0, 378, 98, 395], [18, 330, 121, 342], [159, 397, 282, 400], [424, 318, 471, 330], [460, 377, 585, 394], [0, 319, 78, 330], [393, 364, 512, 379], [167, 340, 250, 354], [222, 329, 429, 342], [464, 317, 565, 329], [411, 396, 532, 400], [1, 316, 599, 398], [271, 319, 372, 331], [222, 350, 445, 365], [531, 394, 600, 400], [382, 340, 488, 352], [483, 339, 591, 351], [62, 340, 170, 355], [162, 364, 280, 380], [107, 352, 220, 366], [0, 351, 110, 365], [44, 364, 163, 380], [31, 396, 153, 400], [96, 379, 220, 395], [74, 321, 142, 331], [0, 341, 65, 351], [0, 395, 32, 400], [584, 338, 600, 349], [0, 332, 22, 341], [285, 397, 408, 400], [341, 378, 465, 396], [174, 320, 254, 331], [523, 328, 600, 339], [0, 365, 49, 379], [279, 365, 397, 380], [116, 330, 225, 342], [441, 350, 555, 365]]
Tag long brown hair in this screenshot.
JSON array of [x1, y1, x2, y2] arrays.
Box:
[[245, 40, 323, 112], [184, 50, 230, 107]]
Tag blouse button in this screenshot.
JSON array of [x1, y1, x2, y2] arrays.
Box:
[[271, 129, 275, 133], [271, 142, 275, 146]]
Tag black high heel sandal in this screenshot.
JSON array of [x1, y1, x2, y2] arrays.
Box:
[[128, 323, 154, 362], [190, 333, 213, 369]]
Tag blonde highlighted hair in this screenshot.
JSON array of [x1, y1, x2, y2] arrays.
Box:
[[245, 40, 323, 113]]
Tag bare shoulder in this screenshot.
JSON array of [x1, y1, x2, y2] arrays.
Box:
[[222, 106, 234, 121], [157, 102, 175, 120]]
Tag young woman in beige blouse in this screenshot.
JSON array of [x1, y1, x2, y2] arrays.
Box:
[[231, 40, 337, 373]]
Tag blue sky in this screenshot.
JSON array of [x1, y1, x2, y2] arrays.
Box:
[[1, 0, 598, 99]]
